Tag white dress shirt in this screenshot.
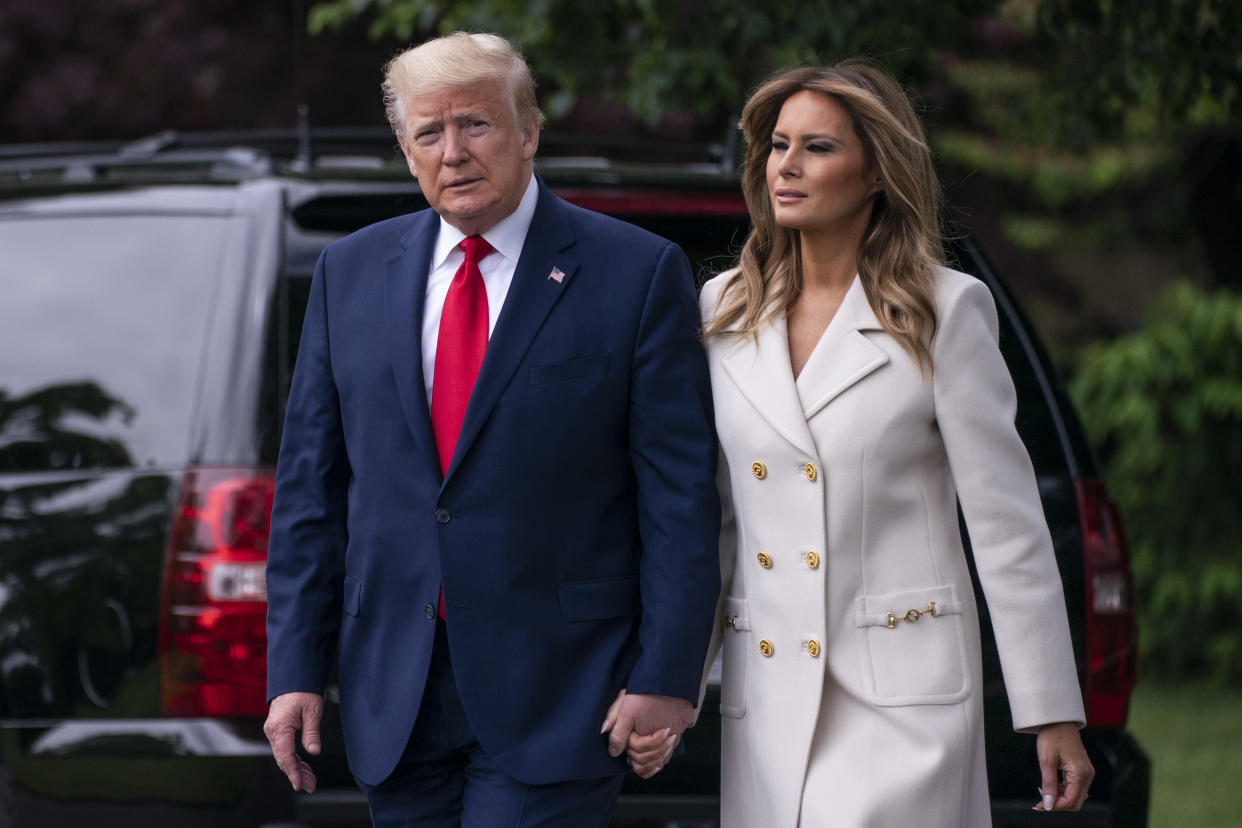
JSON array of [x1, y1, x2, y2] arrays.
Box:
[[421, 174, 539, 405]]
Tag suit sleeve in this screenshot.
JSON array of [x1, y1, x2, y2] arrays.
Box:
[[265, 248, 350, 701], [932, 275, 1085, 731], [696, 448, 736, 717], [624, 242, 721, 703]]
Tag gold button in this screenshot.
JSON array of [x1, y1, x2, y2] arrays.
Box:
[[804, 462, 818, 482], [756, 551, 773, 569], [806, 639, 821, 658], [758, 639, 774, 657], [805, 550, 820, 569], [751, 461, 767, 480]]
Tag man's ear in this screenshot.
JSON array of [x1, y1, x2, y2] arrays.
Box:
[[521, 121, 540, 162]]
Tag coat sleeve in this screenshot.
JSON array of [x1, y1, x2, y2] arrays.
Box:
[[623, 242, 722, 703], [265, 247, 350, 701], [931, 274, 1086, 731], [696, 448, 736, 717]]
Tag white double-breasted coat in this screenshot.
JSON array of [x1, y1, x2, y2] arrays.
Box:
[[699, 266, 1085, 827]]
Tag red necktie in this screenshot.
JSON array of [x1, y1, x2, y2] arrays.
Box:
[[430, 235, 492, 619]]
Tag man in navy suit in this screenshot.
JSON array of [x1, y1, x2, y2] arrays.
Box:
[[262, 32, 720, 826]]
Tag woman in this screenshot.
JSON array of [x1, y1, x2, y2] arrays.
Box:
[[642, 61, 1093, 825]]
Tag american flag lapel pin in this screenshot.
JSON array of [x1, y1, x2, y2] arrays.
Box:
[[547, 266, 565, 284]]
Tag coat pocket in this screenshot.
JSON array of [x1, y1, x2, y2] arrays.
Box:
[[853, 584, 971, 706], [529, 353, 611, 385], [557, 575, 641, 621], [719, 596, 750, 718]]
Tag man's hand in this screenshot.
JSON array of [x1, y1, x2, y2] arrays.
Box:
[[263, 691, 324, 793], [1033, 721, 1095, 812], [600, 689, 691, 778]]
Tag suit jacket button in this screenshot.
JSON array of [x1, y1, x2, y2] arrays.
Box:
[[751, 461, 767, 479], [435, 508, 452, 524], [756, 551, 773, 569], [424, 603, 435, 619], [806, 638, 821, 658], [804, 462, 818, 482], [758, 639, 774, 657], [805, 550, 820, 569]]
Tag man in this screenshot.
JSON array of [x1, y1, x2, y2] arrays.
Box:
[[262, 32, 720, 826]]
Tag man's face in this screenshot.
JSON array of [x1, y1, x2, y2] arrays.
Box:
[[399, 80, 539, 236]]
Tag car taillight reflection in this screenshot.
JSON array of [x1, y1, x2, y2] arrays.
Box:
[[1076, 478, 1138, 728], [158, 467, 274, 717]]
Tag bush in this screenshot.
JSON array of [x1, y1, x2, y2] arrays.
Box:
[[1070, 282, 1242, 682]]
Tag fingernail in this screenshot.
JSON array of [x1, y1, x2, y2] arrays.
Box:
[[600, 720, 608, 734], [663, 727, 671, 738], [1043, 794, 1054, 811], [667, 732, 679, 746]]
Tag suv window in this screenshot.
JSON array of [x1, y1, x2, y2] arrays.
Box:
[[0, 214, 227, 472]]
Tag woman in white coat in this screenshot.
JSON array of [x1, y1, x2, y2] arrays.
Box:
[[688, 61, 1094, 826]]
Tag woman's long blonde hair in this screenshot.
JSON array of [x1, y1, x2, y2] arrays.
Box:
[[704, 59, 943, 371]]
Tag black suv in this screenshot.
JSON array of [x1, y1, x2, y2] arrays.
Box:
[[0, 130, 1148, 827]]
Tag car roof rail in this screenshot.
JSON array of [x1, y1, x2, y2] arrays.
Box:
[[0, 126, 738, 190]]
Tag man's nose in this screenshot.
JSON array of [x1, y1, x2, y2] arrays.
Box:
[[442, 128, 468, 164]]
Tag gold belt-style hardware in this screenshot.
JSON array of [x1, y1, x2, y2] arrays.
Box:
[[885, 601, 939, 629]]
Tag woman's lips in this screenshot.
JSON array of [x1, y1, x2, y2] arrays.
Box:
[[774, 188, 807, 203]]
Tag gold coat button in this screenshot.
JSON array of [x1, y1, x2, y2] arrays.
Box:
[[806, 639, 821, 658], [751, 461, 767, 480], [805, 550, 820, 569], [756, 551, 773, 569], [758, 639, 774, 657], [804, 462, 818, 482]]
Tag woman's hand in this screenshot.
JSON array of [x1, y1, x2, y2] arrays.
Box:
[[600, 689, 679, 779], [1033, 721, 1094, 812]]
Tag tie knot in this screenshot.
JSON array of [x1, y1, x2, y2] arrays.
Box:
[[459, 236, 493, 264]]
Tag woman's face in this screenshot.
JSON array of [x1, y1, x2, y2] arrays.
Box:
[[766, 90, 880, 240]]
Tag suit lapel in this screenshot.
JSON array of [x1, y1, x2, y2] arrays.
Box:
[[719, 314, 818, 457], [444, 181, 579, 482], [385, 209, 440, 470], [795, 276, 889, 420]]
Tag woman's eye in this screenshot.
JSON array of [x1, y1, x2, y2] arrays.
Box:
[[771, 139, 788, 151], [808, 143, 832, 154]]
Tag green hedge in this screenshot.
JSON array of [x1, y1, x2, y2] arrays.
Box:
[[1070, 282, 1242, 682]]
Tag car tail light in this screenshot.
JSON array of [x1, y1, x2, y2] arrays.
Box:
[[159, 466, 274, 717], [1076, 478, 1138, 728]]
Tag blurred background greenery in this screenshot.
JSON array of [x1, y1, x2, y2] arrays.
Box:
[[3, 0, 1240, 820]]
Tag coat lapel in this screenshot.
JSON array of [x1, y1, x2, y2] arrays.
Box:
[[719, 313, 818, 457], [795, 276, 889, 420], [385, 209, 440, 470], [444, 181, 579, 482]]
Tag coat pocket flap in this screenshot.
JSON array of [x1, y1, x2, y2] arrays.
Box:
[[854, 584, 962, 628], [343, 574, 362, 617], [529, 352, 611, 385], [557, 575, 640, 621], [723, 595, 751, 631]]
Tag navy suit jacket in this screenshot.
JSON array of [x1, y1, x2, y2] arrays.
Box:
[[265, 178, 721, 786]]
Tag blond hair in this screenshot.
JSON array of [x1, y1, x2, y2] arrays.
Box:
[[705, 59, 942, 372], [382, 32, 545, 144]]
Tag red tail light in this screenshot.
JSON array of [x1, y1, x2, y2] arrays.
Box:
[[1076, 478, 1138, 728], [159, 466, 274, 717]]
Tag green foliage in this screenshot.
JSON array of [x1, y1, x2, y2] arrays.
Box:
[[1071, 283, 1242, 681], [1037, 0, 1242, 147], [306, 0, 995, 125]]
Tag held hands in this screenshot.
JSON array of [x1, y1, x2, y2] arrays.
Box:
[[263, 691, 324, 793], [1033, 721, 1094, 812], [601, 689, 692, 779]]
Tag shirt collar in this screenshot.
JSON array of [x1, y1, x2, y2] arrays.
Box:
[[431, 173, 539, 270]]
